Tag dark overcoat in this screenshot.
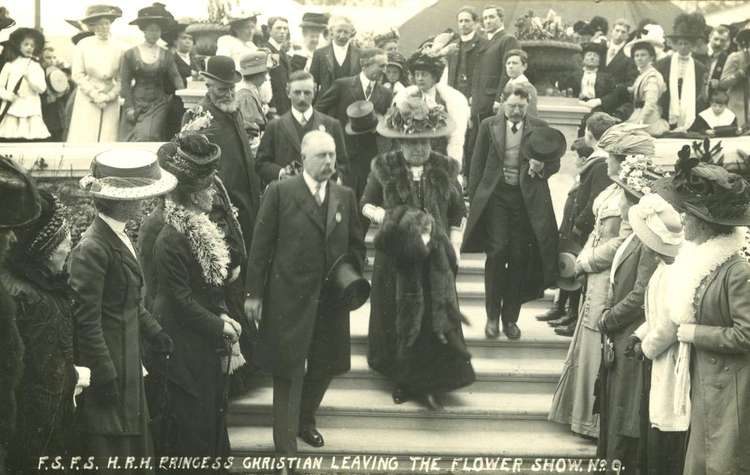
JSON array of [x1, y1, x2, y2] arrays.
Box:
[[462, 114, 560, 301], [557, 70, 622, 114], [183, 98, 261, 256], [470, 31, 520, 118], [603, 45, 638, 87], [309, 43, 361, 96], [315, 75, 392, 128], [655, 56, 708, 122], [445, 33, 487, 99], [597, 236, 659, 458], [150, 222, 230, 460], [245, 176, 366, 378], [263, 41, 291, 115], [1, 264, 77, 472], [69, 217, 161, 439], [255, 110, 348, 187], [0, 280, 21, 475], [684, 254, 750, 475]]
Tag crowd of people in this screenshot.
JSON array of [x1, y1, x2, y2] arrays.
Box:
[[0, 2, 749, 475]]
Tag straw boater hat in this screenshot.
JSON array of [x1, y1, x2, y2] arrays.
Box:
[[628, 193, 684, 257], [157, 132, 220, 192], [376, 95, 455, 139], [556, 237, 584, 291], [79, 150, 177, 200], [129, 3, 175, 30], [80, 4, 122, 25], [11, 190, 70, 261], [0, 156, 41, 229]]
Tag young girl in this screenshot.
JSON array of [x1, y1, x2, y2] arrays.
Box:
[[382, 51, 408, 94], [0, 28, 50, 141]]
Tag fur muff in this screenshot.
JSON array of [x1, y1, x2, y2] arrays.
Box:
[[374, 205, 463, 355]]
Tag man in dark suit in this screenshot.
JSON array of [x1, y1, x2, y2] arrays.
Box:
[[445, 7, 486, 101], [256, 70, 348, 188], [462, 5, 519, 181], [702, 25, 731, 98], [603, 19, 638, 87], [315, 47, 391, 127], [309, 16, 360, 96], [462, 84, 561, 341], [183, 55, 262, 261], [245, 130, 366, 465], [558, 43, 622, 115], [69, 151, 175, 474], [264, 16, 292, 115]]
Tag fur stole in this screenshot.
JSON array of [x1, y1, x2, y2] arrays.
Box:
[[163, 200, 230, 287], [374, 205, 469, 358], [665, 227, 746, 416], [371, 151, 459, 230]]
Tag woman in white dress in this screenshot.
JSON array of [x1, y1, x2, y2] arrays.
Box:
[[66, 5, 123, 143], [216, 11, 259, 69]]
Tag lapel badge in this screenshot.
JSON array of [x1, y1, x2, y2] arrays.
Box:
[[318, 125, 326, 132], [335, 211, 342, 223]]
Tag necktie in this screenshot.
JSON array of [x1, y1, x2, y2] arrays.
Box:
[[365, 81, 373, 100], [313, 183, 323, 206], [511, 122, 519, 133]]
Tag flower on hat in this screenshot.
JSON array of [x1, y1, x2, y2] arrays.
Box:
[[619, 154, 658, 195], [181, 105, 214, 133], [385, 96, 448, 136]]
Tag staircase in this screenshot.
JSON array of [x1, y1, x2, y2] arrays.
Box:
[[227, 230, 596, 474]]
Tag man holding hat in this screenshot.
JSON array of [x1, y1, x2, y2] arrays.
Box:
[[69, 150, 176, 473], [656, 12, 708, 132], [290, 12, 329, 73], [237, 51, 272, 136], [245, 130, 366, 464], [463, 82, 563, 341], [183, 55, 262, 261]]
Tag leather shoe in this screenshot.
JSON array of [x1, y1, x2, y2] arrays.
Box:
[[298, 428, 324, 448], [555, 322, 576, 337], [548, 315, 575, 327], [502, 322, 521, 340], [535, 307, 566, 322], [485, 319, 500, 339], [392, 387, 410, 405]]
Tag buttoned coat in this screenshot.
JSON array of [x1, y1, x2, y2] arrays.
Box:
[[309, 43, 361, 96], [462, 114, 559, 301], [683, 254, 750, 475], [444, 33, 487, 99], [470, 30, 520, 118], [245, 176, 365, 378], [598, 236, 659, 456], [183, 98, 262, 256], [69, 216, 162, 437], [315, 75, 392, 128], [603, 44, 638, 87], [263, 41, 291, 115], [255, 109, 348, 187]]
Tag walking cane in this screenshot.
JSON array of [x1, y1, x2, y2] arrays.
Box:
[[215, 338, 233, 459], [96, 108, 104, 142]]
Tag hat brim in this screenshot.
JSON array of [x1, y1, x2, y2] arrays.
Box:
[[324, 253, 370, 311], [557, 252, 578, 279], [299, 22, 328, 30], [521, 129, 567, 162], [200, 70, 242, 84], [346, 122, 378, 136], [376, 117, 455, 139], [683, 201, 750, 227], [47, 69, 70, 94], [628, 207, 682, 257], [623, 38, 661, 58], [81, 171, 178, 201], [82, 14, 122, 25], [386, 62, 405, 71], [611, 176, 645, 200], [240, 65, 267, 76], [129, 17, 174, 28], [556, 275, 583, 291]]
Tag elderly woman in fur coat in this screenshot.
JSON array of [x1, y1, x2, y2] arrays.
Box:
[[361, 97, 475, 410]]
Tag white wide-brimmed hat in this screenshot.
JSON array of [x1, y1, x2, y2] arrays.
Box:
[[79, 150, 177, 200], [628, 193, 684, 257]]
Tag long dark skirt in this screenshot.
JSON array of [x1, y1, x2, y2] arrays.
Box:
[[367, 252, 475, 395]]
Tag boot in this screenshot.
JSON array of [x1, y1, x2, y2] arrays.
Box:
[[555, 322, 576, 337]]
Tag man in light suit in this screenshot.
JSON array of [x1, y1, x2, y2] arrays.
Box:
[[315, 47, 392, 127], [462, 83, 561, 342], [256, 70, 348, 188], [309, 16, 361, 96], [244, 131, 366, 468]]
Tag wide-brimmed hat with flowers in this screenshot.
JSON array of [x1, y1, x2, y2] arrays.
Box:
[[612, 154, 664, 201], [376, 95, 455, 139], [80, 150, 177, 201]]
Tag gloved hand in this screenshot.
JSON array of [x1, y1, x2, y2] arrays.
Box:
[[152, 330, 174, 355], [624, 335, 643, 359], [91, 379, 120, 407]]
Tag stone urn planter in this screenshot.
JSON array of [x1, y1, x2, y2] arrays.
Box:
[[186, 23, 230, 57], [520, 40, 582, 95]]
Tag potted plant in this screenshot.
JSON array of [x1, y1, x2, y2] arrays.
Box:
[[515, 9, 582, 94], [185, 0, 238, 56]]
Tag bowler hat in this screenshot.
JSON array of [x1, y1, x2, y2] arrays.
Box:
[[200, 55, 241, 84], [80, 4, 122, 25], [0, 156, 41, 229], [300, 12, 329, 30], [79, 149, 177, 201], [521, 127, 567, 162], [323, 254, 370, 311], [239, 51, 268, 76], [345, 100, 379, 135], [556, 237, 583, 291]]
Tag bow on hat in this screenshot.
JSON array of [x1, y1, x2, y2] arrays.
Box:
[[635, 194, 684, 245]]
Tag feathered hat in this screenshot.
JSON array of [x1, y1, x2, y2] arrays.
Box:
[[667, 12, 706, 40]]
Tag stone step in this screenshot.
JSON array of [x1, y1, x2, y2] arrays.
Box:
[[228, 386, 565, 432], [245, 353, 562, 393]]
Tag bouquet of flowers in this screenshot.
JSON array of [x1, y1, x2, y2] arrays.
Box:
[[619, 154, 658, 196], [386, 96, 449, 135], [181, 106, 215, 133], [514, 9, 575, 42]]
